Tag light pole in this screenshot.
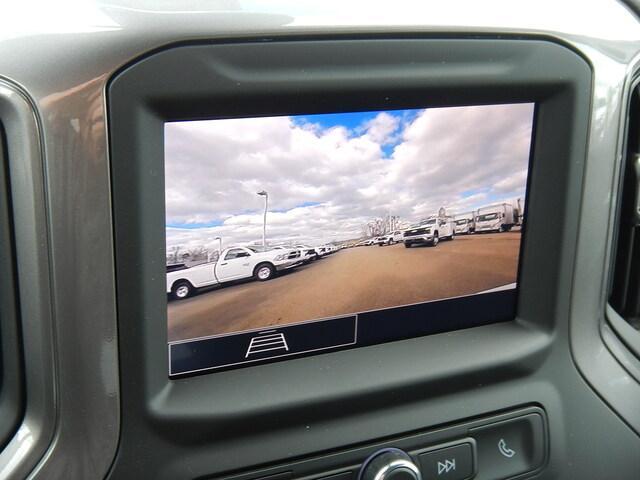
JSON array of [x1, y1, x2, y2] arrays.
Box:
[[257, 190, 268, 249], [208, 237, 222, 262]]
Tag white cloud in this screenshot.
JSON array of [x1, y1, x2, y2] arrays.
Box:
[[361, 112, 401, 144], [164, 103, 534, 251], [493, 169, 529, 194]]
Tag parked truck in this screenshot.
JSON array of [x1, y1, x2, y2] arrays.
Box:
[[294, 244, 321, 262], [166, 246, 302, 299], [475, 203, 517, 233], [454, 211, 476, 234], [403, 215, 455, 247]]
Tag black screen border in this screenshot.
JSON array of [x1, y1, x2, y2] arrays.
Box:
[[107, 36, 591, 471]]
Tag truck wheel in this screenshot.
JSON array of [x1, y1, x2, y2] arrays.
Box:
[[254, 263, 275, 281], [172, 281, 193, 300], [404, 242, 411, 248], [430, 233, 439, 247]]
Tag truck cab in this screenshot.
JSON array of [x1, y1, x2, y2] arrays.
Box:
[[475, 203, 516, 233], [454, 212, 476, 234]]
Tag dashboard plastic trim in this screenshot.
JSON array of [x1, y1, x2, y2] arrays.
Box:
[[107, 36, 592, 479], [0, 79, 56, 480]]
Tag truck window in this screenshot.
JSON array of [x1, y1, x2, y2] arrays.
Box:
[[224, 249, 250, 260]]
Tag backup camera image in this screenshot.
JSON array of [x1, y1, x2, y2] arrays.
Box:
[[166, 103, 534, 375]]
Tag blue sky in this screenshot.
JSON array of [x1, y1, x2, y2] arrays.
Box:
[[165, 201, 325, 228], [166, 220, 224, 229], [293, 111, 379, 131], [293, 108, 420, 158]]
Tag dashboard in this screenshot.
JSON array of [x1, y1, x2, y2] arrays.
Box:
[[0, 2, 640, 479]]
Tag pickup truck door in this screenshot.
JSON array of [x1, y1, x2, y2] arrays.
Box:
[[438, 219, 449, 236], [215, 248, 254, 281], [188, 263, 218, 287]]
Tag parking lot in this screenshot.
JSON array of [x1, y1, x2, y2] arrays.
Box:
[[167, 232, 522, 342]]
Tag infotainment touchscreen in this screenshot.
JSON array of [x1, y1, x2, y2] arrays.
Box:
[[166, 103, 535, 376]]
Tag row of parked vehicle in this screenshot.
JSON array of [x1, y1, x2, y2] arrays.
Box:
[[166, 243, 340, 299], [366, 201, 523, 249], [167, 202, 522, 299], [454, 201, 521, 234]]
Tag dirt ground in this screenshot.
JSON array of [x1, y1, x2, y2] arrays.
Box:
[[168, 232, 522, 342]]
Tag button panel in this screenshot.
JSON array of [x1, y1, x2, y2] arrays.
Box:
[[222, 407, 547, 480], [470, 413, 545, 480]]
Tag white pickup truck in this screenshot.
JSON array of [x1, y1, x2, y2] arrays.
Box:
[[374, 235, 392, 246], [166, 246, 302, 299], [403, 216, 455, 247], [390, 230, 405, 243]]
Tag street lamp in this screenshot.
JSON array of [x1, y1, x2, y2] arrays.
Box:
[[257, 190, 268, 249], [208, 237, 222, 262]]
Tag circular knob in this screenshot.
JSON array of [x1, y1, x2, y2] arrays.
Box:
[[359, 449, 422, 480]]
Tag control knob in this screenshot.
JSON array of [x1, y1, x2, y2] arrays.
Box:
[[359, 449, 422, 480]]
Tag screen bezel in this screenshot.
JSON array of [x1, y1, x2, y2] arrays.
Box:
[[108, 36, 590, 477]]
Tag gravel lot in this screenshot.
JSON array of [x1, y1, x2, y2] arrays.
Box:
[[168, 232, 522, 342]]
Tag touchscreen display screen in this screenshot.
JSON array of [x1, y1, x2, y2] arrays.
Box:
[[165, 103, 535, 376]]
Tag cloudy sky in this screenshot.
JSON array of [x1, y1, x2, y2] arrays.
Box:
[[165, 103, 534, 252]]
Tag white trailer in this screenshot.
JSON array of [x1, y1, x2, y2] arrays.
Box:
[[475, 203, 517, 233], [454, 211, 476, 234]]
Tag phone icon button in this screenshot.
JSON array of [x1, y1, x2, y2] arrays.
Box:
[[498, 438, 516, 458], [470, 412, 546, 480]]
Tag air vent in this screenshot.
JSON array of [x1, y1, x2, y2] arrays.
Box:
[[610, 86, 640, 329], [0, 122, 24, 449]]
